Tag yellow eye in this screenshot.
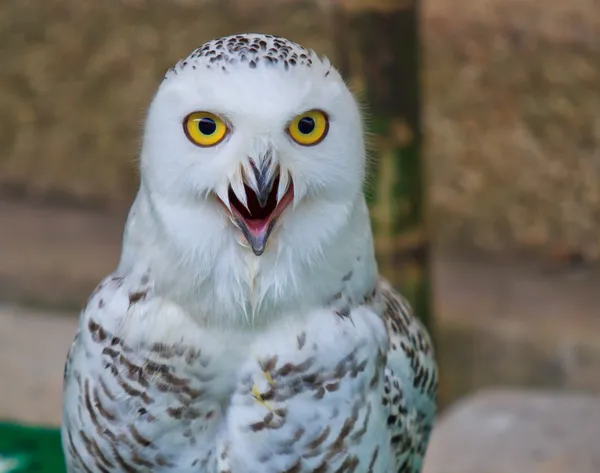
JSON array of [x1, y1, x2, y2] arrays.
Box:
[[183, 112, 228, 147], [288, 110, 329, 146]]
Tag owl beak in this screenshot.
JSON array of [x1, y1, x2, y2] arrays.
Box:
[[223, 173, 294, 256], [239, 218, 274, 256], [253, 161, 276, 209]]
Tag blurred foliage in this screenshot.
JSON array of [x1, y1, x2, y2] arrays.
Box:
[[0, 422, 64, 473], [0, 0, 598, 261]]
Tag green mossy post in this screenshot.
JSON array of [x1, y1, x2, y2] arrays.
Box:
[[332, 0, 432, 331]]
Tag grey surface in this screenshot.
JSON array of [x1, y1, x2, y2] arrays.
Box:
[[423, 388, 600, 473], [0, 305, 77, 426]]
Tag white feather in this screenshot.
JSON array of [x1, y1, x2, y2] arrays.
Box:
[[277, 168, 291, 203], [229, 165, 249, 212]]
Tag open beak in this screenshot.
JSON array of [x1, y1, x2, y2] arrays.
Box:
[[217, 168, 294, 256]]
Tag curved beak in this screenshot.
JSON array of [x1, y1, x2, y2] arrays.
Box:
[[218, 161, 294, 256]]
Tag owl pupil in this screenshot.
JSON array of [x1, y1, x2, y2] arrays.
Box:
[[298, 117, 315, 134], [198, 118, 216, 135]]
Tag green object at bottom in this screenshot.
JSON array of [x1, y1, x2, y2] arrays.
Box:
[[0, 423, 65, 473]]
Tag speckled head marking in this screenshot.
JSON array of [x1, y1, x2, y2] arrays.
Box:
[[165, 33, 316, 79]]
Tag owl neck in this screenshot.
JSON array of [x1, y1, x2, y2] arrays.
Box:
[[118, 185, 379, 330]]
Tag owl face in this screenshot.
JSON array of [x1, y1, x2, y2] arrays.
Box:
[[140, 35, 365, 257]]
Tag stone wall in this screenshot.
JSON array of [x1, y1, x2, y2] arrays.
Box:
[[0, 0, 330, 206], [424, 0, 600, 261]]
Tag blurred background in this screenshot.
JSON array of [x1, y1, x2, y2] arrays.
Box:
[[0, 0, 599, 471]]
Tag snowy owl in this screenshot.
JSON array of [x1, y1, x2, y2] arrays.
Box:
[[61, 34, 437, 473]]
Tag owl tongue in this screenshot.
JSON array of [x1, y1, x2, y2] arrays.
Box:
[[244, 215, 271, 234], [227, 177, 294, 256]]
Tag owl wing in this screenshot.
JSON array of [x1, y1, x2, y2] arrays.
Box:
[[61, 271, 220, 473], [379, 278, 438, 473]]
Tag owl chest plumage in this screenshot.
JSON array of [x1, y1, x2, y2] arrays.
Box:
[[62, 271, 436, 473]]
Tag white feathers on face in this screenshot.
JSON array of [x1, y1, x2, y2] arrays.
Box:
[[133, 34, 372, 323], [141, 33, 365, 246]]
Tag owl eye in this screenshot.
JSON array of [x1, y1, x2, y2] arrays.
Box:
[[184, 112, 228, 147], [288, 110, 329, 146]]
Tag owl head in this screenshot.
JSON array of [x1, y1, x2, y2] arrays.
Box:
[[130, 34, 374, 320], [140, 33, 366, 251]]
